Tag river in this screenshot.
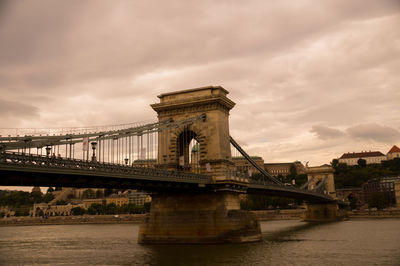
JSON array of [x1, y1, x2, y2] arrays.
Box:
[[0, 219, 399, 265]]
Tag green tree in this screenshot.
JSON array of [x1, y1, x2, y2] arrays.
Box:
[[144, 202, 151, 213], [42, 193, 55, 203], [71, 207, 85, 215], [47, 187, 54, 193], [357, 158, 367, 168], [240, 194, 294, 210], [331, 159, 339, 168], [369, 193, 391, 210], [105, 203, 117, 214], [87, 203, 105, 215], [95, 190, 104, 198], [55, 200, 67, 205]]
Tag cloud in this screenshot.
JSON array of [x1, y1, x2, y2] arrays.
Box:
[[311, 125, 345, 140], [347, 123, 400, 143], [0, 0, 399, 166], [0, 99, 39, 118]]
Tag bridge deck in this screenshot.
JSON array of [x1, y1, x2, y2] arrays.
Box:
[[0, 153, 336, 203]]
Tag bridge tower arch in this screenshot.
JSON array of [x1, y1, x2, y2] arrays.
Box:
[[305, 165, 337, 199], [151, 86, 236, 181], [139, 86, 261, 244]]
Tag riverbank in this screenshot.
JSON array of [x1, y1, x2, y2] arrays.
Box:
[[2, 209, 400, 226], [252, 209, 400, 220], [0, 214, 145, 226]]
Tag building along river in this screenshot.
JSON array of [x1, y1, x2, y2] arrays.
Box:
[[0, 219, 399, 265]]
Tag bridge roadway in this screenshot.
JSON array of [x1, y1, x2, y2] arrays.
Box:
[[0, 152, 334, 203]]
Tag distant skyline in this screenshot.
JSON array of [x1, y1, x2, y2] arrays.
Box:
[[1, 0, 399, 177]]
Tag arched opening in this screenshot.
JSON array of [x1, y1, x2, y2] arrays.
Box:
[[177, 128, 200, 172]]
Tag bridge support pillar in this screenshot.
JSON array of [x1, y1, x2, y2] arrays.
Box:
[[138, 192, 261, 244], [302, 203, 347, 222]]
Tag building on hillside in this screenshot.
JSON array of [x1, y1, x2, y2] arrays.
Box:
[[73, 188, 105, 199], [264, 161, 305, 177], [106, 193, 129, 206], [31, 203, 85, 217], [305, 165, 336, 198], [338, 151, 386, 165], [387, 145, 400, 160], [128, 191, 151, 206], [83, 198, 106, 209], [362, 177, 400, 207], [232, 156, 264, 176], [0, 207, 15, 217]]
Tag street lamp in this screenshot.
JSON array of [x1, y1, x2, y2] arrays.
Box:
[[91, 142, 97, 163], [45, 146, 51, 158]]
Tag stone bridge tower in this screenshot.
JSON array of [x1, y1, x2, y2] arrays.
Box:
[[139, 86, 261, 244], [151, 86, 236, 182], [306, 165, 336, 199]]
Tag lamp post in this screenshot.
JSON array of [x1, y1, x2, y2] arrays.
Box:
[[45, 146, 51, 158], [91, 142, 97, 163]]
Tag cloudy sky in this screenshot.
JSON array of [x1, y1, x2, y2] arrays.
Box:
[[1, 0, 399, 172]]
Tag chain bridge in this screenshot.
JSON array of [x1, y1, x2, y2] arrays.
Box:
[[0, 86, 342, 244]]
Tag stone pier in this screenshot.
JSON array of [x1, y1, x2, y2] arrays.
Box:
[[138, 192, 261, 244]]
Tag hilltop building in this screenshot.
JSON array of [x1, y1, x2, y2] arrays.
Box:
[[232, 156, 264, 176], [264, 161, 306, 177], [338, 151, 386, 165], [106, 190, 151, 206], [387, 145, 400, 160], [362, 176, 400, 207], [337, 145, 400, 166]]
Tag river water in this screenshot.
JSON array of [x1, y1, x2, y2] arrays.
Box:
[[0, 219, 399, 265]]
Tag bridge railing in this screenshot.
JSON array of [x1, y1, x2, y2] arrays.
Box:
[[0, 152, 212, 184]]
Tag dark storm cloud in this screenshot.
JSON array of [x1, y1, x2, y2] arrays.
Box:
[[311, 125, 345, 140], [0, 0, 399, 165], [0, 99, 39, 118], [347, 123, 400, 143]]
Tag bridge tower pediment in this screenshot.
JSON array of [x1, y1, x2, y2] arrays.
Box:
[[151, 86, 236, 182]]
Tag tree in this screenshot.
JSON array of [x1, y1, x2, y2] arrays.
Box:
[[71, 207, 85, 215], [240, 194, 294, 210], [55, 187, 62, 191], [42, 193, 54, 203], [95, 190, 104, 198], [47, 187, 54, 193], [357, 158, 367, 168], [55, 200, 67, 205], [144, 202, 151, 213], [105, 203, 117, 214], [87, 203, 105, 215], [331, 159, 339, 169], [369, 193, 391, 209], [31, 192, 43, 203]]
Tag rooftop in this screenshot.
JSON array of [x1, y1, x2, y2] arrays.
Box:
[[339, 151, 385, 159], [388, 145, 400, 154]]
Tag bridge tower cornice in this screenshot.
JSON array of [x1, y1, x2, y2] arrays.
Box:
[[151, 86, 237, 183], [151, 86, 235, 118]]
